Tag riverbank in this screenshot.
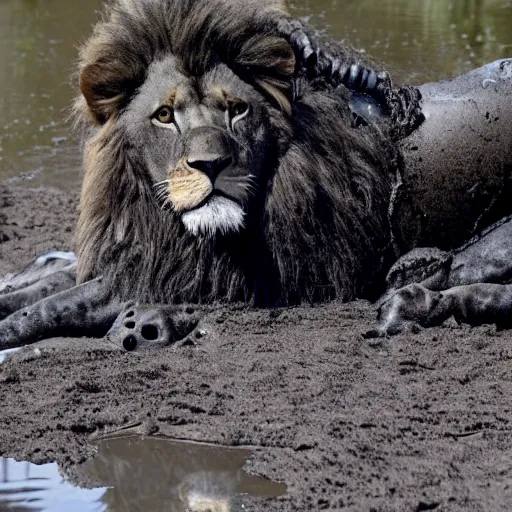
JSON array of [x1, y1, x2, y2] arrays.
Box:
[[1, 184, 511, 511]]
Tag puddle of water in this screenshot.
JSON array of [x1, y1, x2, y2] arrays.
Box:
[[0, 437, 286, 511], [0, 347, 22, 364]]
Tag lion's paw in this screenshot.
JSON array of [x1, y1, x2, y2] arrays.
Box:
[[107, 302, 202, 352]]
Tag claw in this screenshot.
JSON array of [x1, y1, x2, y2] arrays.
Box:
[[377, 70, 391, 86], [366, 70, 377, 91], [359, 68, 369, 90], [276, 17, 423, 136], [317, 54, 332, 77], [303, 46, 317, 68], [291, 32, 310, 50], [348, 64, 359, 87], [330, 58, 342, 76]]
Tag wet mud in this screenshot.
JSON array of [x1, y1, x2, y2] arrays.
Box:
[[1, 185, 512, 511]]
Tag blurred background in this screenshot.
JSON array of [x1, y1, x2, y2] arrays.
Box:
[[0, 0, 511, 188]]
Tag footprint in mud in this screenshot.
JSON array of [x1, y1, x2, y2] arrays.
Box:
[[107, 302, 204, 352]]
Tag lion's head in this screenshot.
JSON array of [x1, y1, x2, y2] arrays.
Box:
[[75, 0, 395, 305], [107, 59, 281, 237]]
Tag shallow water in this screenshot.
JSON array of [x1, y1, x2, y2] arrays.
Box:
[[0, 0, 104, 189], [0, 458, 106, 512], [292, 0, 512, 83], [0, 0, 510, 189], [0, 436, 286, 511]]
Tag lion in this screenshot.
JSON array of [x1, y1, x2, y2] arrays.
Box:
[[0, 0, 511, 349], [74, 0, 396, 308]]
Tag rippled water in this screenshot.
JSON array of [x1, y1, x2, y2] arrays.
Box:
[[292, 0, 512, 83], [0, 458, 106, 512], [0, 0, 511, 188]]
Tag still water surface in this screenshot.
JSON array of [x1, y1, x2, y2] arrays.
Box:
[[0, 436, 286, 511], [0, 0, 511, 188]]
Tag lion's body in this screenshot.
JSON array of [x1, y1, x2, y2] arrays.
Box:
[[75, 0, 395, 306], [1, 0, 511, 349]]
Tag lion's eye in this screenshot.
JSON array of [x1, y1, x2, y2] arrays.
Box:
[[227, 101, 249, 128], [154, 106, 174, 124], [229, 102, 249, 118]]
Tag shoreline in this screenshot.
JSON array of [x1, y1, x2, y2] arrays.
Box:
[[1, 184, 511, 510]]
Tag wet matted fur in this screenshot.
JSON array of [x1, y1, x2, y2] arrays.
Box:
[[75, 0, 396, 306]]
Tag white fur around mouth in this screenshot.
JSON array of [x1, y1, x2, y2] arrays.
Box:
[[181, 195, 245, 237]]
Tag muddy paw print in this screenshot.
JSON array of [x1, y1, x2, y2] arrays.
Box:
[[107, 302, 202, 352]]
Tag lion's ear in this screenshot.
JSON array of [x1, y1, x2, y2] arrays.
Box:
[[79, 62, 138, 124], [235, 36, 296, 114]]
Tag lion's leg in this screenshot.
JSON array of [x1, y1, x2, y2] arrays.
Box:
[[385, 217, 512, 295], [0, 269, 77, 321], [0, 251, 76, 294], [367, 282, 512, 337], [0, 252, 78, 321], [365, 284, 448, 337], [0, 278, 122, 350], [106, 303, 203, 352], [368, 217, 512, 337]]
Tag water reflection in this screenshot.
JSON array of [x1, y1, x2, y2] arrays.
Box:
[[291, 0, 512, 83], [0, 457, 107, 511], [0, 0, 511, 188], [81, 437, 286, 511], [0, 437, 286, 511], [0, 0, 103, 186], [0, 347, 22, 364]]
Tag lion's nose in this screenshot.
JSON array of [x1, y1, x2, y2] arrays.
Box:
[[186, 155, 232, 177]]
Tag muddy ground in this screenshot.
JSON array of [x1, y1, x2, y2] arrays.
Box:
[[0, 184, 511, 511]]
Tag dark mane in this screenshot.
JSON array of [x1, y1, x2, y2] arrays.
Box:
[[267, 85, 395, 302], [75, 0, 396, 306], [76, 0, 293, 124]]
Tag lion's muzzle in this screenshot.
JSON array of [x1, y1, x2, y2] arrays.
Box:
[[169, 127, 233, 212], [168, 159, 214, 212]]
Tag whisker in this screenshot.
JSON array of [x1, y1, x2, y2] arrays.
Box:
[[153, 179, 170, 188], [154, 183, 170, 197], [221, 176, 257, 183], [160, 198, 172, 211], [235, 178, 258, 197], [155, 189, 168, 200]]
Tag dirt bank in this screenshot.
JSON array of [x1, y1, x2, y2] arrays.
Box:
[[0, 185, 511, 511]]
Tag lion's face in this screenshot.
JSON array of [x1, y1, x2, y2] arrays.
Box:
[[76, 0, 392, 303], [121, 57, 273, 237]]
